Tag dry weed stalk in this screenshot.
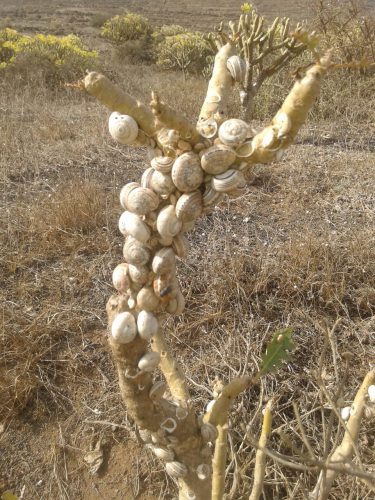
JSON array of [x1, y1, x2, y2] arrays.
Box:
[[77, 30, 374, 499]]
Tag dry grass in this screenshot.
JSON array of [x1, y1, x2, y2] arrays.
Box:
[[1, 0, 375, 499]]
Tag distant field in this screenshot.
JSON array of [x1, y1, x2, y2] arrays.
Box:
[[0, 0, 359, 33]]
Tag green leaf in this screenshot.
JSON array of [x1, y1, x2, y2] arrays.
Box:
[[260, 328, 295, 376]]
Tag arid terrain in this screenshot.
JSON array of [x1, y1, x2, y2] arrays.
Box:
[[1, 1, 375, 499]]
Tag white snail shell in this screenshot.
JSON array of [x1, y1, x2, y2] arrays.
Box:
[[111, 311, 137, 344], [165, 461, 188, 478], [172, 233, 189, 260], [118, 211, 151, 243], [138, 351, 161, 372], [236, 140, 254, 158], [196, 463, 211, 480], [160, 417, 177, 434], [152, 247, 176, 275], [341, 406, 351, 421], [175, 191, 203, 223], [151, 155, 175, 173], [152, 446, 175, 462], [149, 170, 175, 196], [171, 152, 204, 193], [123, 236, 151, 266], [218, 118, 249, 147], [141, 167, 154, 189], [125, 187, 159, 216], [112, 263, 130, 292], [196, 118, 218, 139], [128, 264, 150, 285], [149, 380, 166, 401], [156, 205, 182, 239], [212, 169, 246, 193], [119, 182, 140, 210], [227, 55, 246, 83], [200, 145, 236, 174], [201, 422, 218, 442], [108, 112, 139, 145], [202, 186, 222, 207], [137, 286, 160, 311], [368, 385, 375, 403], [137, 310, 158, 340]]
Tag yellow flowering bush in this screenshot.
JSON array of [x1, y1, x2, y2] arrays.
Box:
[[101, 13, 152, 45], [0, 28, 98, 83]]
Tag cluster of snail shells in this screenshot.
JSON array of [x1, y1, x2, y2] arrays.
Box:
[[109, 114, 264, 379]]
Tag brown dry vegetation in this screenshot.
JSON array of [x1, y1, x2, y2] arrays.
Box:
[[1, 1, 375, 499]]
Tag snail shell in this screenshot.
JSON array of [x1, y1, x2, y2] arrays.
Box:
[[201, 422, 218, 442], [171, 152, 204, 193], [149, 380, 166, 401], [218, 118, 249, 147], [118, 211, 151, 243], [153, 273, 178, 301], [196, 463, 211, 480], [137, 286, 160, 311], [111, 311, 137, 344], [108, 112, 139, 145], [126, 187, 159, 216], [175, 191, 203, 222], [123, 236, 151, 266], [120, 182, 140, 210], [128, 264, 150, 285], [156, 205, 182, 239], [172, 233, 189, 260], [165, 290, 185, 315], [160, 417, 177, 434], [180, 220, 196, 233], [151, 155, 175, 174], [196, 118, 218, 139], [368, 385, 375, 403], [139, 428, 152, 443], [138, 351, 161, 372], [137, 310, 158, 340], [141, 167, 154, 189], [152, 446, 175, 462], [341, 406, 351, 421], [212, 169, 246, 193], [166, 461, 188, 478], [200, 145, 236, 174], [112, 263, 130, 292], [152, 247, 176, 275], [149, 170, 175, 196], [236, 140, 254, 158], [202, 185, 222, 207], [175, 406, 189, 420], [226, 55, 246, 84]]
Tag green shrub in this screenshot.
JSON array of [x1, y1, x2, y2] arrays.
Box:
[[0, 29, 98, 84], [101, 13, 152, 44], [155, 31, 214, 77]]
